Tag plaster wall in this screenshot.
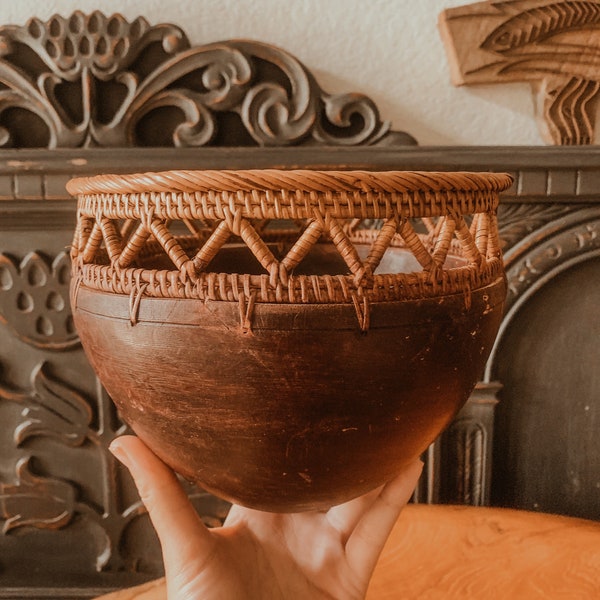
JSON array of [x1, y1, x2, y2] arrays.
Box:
[[2, 0, 545, 145]]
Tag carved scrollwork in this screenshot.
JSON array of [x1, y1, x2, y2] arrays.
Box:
[[3, 361, 92, 446], [0, 11, 408, 148], [0, 360, 229, 571], [0, 362, 127, 570], [498, 203, 583, 252], [0, 457, 76, 533], [0, 363, 85, 537], [0, 251, 78, 350], [503, 207, 600, 308]]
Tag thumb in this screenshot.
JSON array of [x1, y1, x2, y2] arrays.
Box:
[[109, 436, 216, 573]]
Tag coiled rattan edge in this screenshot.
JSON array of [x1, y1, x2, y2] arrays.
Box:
[[67, 169, 513, 196]]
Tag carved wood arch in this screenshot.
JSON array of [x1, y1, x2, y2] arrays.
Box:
[[490, 204, 600, 351], [0, 10, 416, 149], [484, 207, 600, 519]]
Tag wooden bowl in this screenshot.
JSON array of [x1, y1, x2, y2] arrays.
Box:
[[67, 169, 512, 512]]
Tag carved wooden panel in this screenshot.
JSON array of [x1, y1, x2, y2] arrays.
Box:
[[0, 231, 232, 596], [439, 0, 600, 145], [0, 11, 415, 149], [486, 204, 600, 519]]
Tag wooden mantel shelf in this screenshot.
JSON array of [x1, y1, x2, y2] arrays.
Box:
[[1, 146, 600, 206]]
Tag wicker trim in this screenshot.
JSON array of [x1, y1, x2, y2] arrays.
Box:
[[67, 169, 513, 195], [69, 169, 511, 330], [74, 189, 502, 221], [73, 258, 505, 305], [68, 170, 511, 220]]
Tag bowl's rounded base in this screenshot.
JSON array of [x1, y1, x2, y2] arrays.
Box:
[[73, 276, 505, 512]]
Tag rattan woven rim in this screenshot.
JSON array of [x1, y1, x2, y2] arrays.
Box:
[[67, 169, 513, 220], [67, 169, 512, 195], [70, 169, 511, 330]]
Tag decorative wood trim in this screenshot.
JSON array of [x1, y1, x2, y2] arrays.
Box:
[[439, 0, 600, 145], [485, 205, 600, 379], [440, 382, 501, 506], [0, 252, 76, 349], [3, 146, 600, 205], [0, 11, 415, 149]]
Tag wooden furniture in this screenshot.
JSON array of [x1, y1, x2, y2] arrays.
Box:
[[93, 504, 600, 599], [367, 504, 600, 599], [0, 11, 598, 599]]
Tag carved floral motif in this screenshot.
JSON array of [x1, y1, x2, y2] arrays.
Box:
[[0, 457, 75, 533], [0, 251, 78, 350], [12, 362, 91, 446], [0, 11, 402, 148], [0, 364, 87, 533], [0, 362, 137, 570]]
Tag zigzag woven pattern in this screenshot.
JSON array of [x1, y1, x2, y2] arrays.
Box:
[[69, 169, 512, 329]]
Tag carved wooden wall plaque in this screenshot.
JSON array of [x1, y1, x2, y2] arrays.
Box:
[[0, 10, 415, 149], [439, 0, 600, 145]]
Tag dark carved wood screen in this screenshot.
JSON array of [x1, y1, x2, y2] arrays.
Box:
[[0, 11, 598, 600], [0, 10, 416, 149]]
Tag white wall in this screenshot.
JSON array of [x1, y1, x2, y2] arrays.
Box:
[[1, 0, 543, 145]]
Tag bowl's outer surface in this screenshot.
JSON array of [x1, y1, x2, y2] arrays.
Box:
[[73, 276, 506, 512]]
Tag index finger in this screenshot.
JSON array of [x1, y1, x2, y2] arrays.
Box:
[[110, 436, 216, 570], [345, 459, 423, 576]]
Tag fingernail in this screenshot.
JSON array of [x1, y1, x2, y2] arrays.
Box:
[[109, 439, 131, 469]]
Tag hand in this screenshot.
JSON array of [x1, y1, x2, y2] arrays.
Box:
[[110, 435, 422, 600]]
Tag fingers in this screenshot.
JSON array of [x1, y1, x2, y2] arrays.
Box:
[[325, 485, 385, 543], [345, 459, 423, 576], [109, 435, 215, 570]]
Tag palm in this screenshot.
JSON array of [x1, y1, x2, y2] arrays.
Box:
[[110, 436, 422, 600]]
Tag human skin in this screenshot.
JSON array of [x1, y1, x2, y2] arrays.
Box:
[[110, 435, 423, 600]]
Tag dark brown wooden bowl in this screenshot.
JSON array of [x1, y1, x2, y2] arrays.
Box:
[[67, 169, 512, 512]]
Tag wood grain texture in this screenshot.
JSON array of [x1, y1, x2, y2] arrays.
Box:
[[367, 505, 600, 599], [439, 0, 600, 145], [73, 276, 506, 512], [95, 504, 600, 599], [68, 168, 509, 512]]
